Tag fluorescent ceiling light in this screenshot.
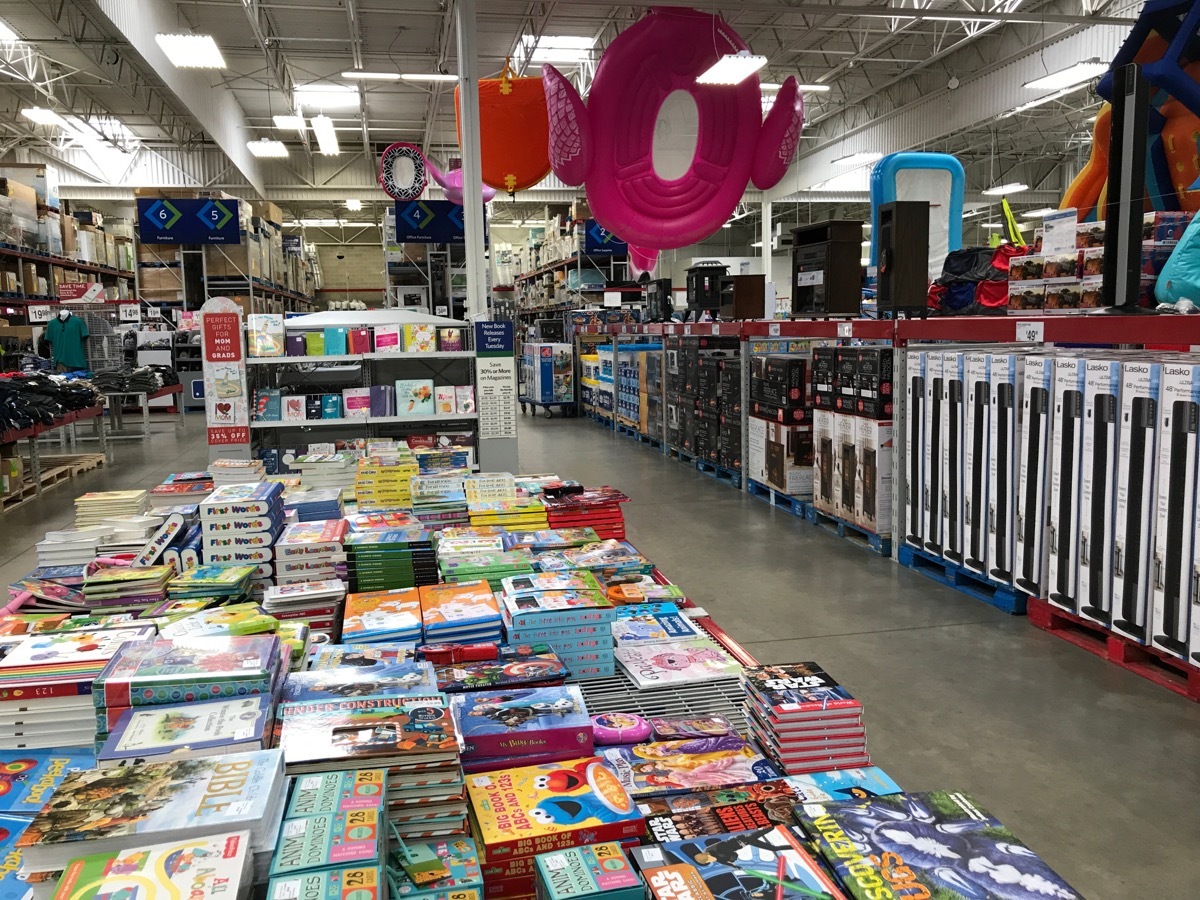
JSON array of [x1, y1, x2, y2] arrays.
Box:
[[760, 83, 782, 91], [295, 85, 360, 109], [834, 151, 883, 165], [722, 223, 732, 228], [982, 182, 1028, 196], [697, 51, 768, 86], [311, 114, 340, 155], [345, 199, 363, 211], [1024, 207, 1058, 217], [1025, 58, 1106, 91], [21, 107, 67, 127], [273, 114, 306, 132], [155, 33, 226, 68], [341, 70, 400, 80], [750, 240, 764, 248], [983, 222, 1004, 228], [247, 138, 288, 158], [403, 74, 458, 84], [797, 84, 831, 92], [288, 219, 379, 228], [0, 20, 18, 41], [998, 85, 1085, 119], [520, 34, 595, 65]]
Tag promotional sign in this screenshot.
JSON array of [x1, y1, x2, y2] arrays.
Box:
[[474, 321, 518, 472], [118, 303, 141, 323], [283, 234, 302, 256], [583, 219, 628, 256], [57, 282, 105, 302], [200, 301, 249, 445], [393, 200, 488, 244], [138, 197, 242, 245]]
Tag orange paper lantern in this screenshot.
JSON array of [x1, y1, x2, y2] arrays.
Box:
[[456, 64, 551, 194]]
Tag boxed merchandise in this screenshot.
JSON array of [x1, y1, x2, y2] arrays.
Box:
[[962, 352, 992, 576], [854, 346, 893, 419], [1077, 220, 1105, 247], [1046, 356, 1086, 612], [922, 350, 944, 553], [987, 351, 1021, 582], [1077, 358, 1123, 626], [1111, 360, 1162, 643], [1013, 355, 1054, 595], [1081, 246, 1104, 278], [1045, 281, 1082, 312], [833, 412, 857, 520], [835, 347, 857, 412], [748, 400, 807, 425], [812, 346, 836, 410], [1143, 210, 1192, 243], [903, 350, 926, 546], [941, 351, 966, 563], [1008, 280, 1045, 313], [763, 420, 813, 498], [1151, 363, 1200, 661], [1008, 255, 1043, 280], [1080, 275, 1104, 309], [1042, 252, 1078, 282], [855, 417, 893, 534]]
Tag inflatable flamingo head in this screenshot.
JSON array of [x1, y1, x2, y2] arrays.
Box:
[[543, 6, 804, 269], [426, 159, 498, 205]]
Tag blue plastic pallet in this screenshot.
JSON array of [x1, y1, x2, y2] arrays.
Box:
[[806, 505, 892, 557], [896, 543, 1027, 615], [746, 479, 810, 518], [695, 459, 742, 489], [615, 423, 663, 448], [667, 446, 697, 465]]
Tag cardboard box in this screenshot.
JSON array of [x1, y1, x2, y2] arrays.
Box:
[[137, 266, 184, 294], [1012, 354, 1054, 594], [1044, 281, 1082, 313], [1076, 358, 1122, 626], [1151, 363, 1200, 661], [962, 352, 992, 576], [763, 419, 812, 498], [813, 345, 837, 410], [811, 409, 835, 514], [1044, 356, 1086, 611], [988, 351, 1022, 582], [1111, 360, 1162, 643], [1008, 280, 1045, 314], [903, 350, 927, 547], [855, 418, 893, 534], [922, 350, 944, 554], [833, 413, 858, 520], [940, 351, 966, 563]]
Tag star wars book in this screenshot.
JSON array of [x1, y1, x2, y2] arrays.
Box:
[[743, 664, 863, 721], [598, 738, 781, 799], [637, 780, 799, 843]]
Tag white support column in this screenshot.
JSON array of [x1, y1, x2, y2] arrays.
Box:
[[456, 0, 489, 320], [760, 200, 773, 285]]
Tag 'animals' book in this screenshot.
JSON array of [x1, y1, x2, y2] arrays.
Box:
[[269, 808, 383, 876], [267, 865, 384, 900], [535, 843, 641, 900], [285, 770, 387, 818]]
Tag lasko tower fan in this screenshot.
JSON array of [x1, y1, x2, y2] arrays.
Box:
[[1114, 396, 1155, 638]]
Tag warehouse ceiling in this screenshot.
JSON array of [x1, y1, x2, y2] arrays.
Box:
[[0, 0, 1138, 228]]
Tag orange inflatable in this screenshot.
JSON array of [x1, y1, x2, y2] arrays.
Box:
[[456, 62, 551, 194], [1061, 104, 1112, 221]]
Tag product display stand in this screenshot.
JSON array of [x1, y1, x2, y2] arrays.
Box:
[[1, 404, 108, 512]]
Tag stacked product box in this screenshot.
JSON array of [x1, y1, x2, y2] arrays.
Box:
[[665, 335, 738, 455], [695, 354, 741, 467], [200, 482, 286, 593], [498, 570, 617, 679], [523, 342, 575, 404], [748, 353, 810, 496]]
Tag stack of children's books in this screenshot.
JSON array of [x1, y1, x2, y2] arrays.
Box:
[[166, 564, 258, 605], [279, 658, 438, 708], [605, 575, 687, 606], [419, 642, 571, 694], [14, 749, 287, 895], [466, 498, 549, 532], [465, 758, 645, 897], [541, 540, 654, 584], [208, 458, 266, 486], [417, 581, 502, 644], [80, 566, 174, 614], [611, 603, 704, 644], [292, 453, 357, 500], [36, 527, 111, 568], [743, 663, 871, 775], [409, 475, 469, 528], [500, 527, 599, 552], [147, 471, 213, 508], [96, 513, 169, 557], [436, 528, 506, 557], [499, 571, 616, 680], [356, 454, 419, 512], [438, 551, 533, 592], [0, 625, 155, 749], [342, 587, 424, 643], [345, 526, 438, 593], [74, 490, 148, 527], [346, 511, 418, 532], [449, 684, 593, 773], [284, 487, 345, 522], [463, 473, 516, 504], [541, 487, 629, 541], [534, 843, 643, 900], [200, 483, 285, 594], [614, 635, 742, 690], [262, 579, 348, 639], [274, 519, 348, 585], [154, 601, 278, 640], [91, 633, 283, 760]]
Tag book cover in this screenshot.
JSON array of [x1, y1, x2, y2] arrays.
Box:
[[255, 388, 283, 422], [200, 483, 283, 518], [51, 830, 252, 900], [501, 591, 615, 630], [0, 813, 30, 898], [248, 313, 285, 357], [159, 604, 277, 640], [637, 780, 798, 843], [613, 639, 741, 688], [343, 388, 372, 419], [0, 748, 95, 816], [277, 520, 348, 558], [324, 328, 349, 357], [269, 808, 382, 876], [348, 328, 372, 354], [402, 325, 437, 354], [394, 380, 435, 416], [465, 758, 643, 858], [277, 701, 458, 770], [450, 686, 591, 759], [167, 565, 257, 594], [343, 589, 423, 642], [284, 395, 308, 421], [426, 644, 569, 693], [418, 583, 500, 634], [598, 738, 781, 798], [374, 326, 401, 352], [0, 626, 157, 679], [386, 836, 481, 900], [630, 825, 846, 900], [286, 335, 307, 356], [305, 332, 326, 356], [535, 842, 641, 900], [435, 387, 456, 416], [309, 644, 418, 670], [280, 663, 437, 705], [285, 770, 387, 818], [605, 582, 686, 605], [782, 767, 902, 803], [268, 866, 384, 900], [436, 328, 464, 352], [15, 750, 283, 869], [322, 394, 343, 419], [611, 604, 702, 643], [100, 696, 271, 764], [796, 791, 1082, 900], [499, 572, 602, 595], [368, 385, 394, 417], [744, 664, 863, 718]]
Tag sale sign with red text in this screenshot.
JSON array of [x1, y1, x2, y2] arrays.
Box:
[[201, 307, 249, 445]]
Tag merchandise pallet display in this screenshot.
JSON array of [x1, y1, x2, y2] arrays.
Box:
[[0, 405, 108, 513]]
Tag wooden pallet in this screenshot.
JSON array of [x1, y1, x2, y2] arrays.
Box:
[[1027, 597, 1200, 702], [806, 505, 892, 557], [897, 543, 1027, 614], [615, 423, 664, 448], [39, 453, 106, 475], [0, 466, 72, 512], [746, 479, 810, 518]]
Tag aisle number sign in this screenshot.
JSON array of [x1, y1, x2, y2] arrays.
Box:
[[137, 198, 242, 244]]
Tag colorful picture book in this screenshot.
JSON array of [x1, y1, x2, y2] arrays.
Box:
[[158, 603, 277, 639], [782, 767, 903, 803], [598, 738, 781, 798], [385, 836, 481, 900], [743, 663, 863, 719], [267, 865, 384, 900], [99, 696, 272, 766], [637, 780, 799, 843], [279, 662, 438, 706], [613, 638, 741, 689], [422, 643, 570, 693], [611, 604, 703, 643], [0, 748, 95, 816], [285, 770, 388, 818], [269, 808, 383, 876], [309, 644, 418, 670], [342, 588, 424, 642], [450, 686, 592, 760], [535, 842, 641, 900]]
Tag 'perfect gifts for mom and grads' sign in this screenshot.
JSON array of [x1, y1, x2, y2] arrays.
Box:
[[200, 297, 249, 446]]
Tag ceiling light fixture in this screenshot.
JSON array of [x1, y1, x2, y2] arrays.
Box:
[[399, 73, 459, 83], [295, 85, 360, 109], [311, 115, 340, 155], [154, 33, 227, 69], [273, 115, 307, 132], [1025, 58, 1107, 91], [246, 138, 289, 158], [341, 70, 401, 80], [759, 83, 782, 91], [697, 51, 768, 86], [982, 182, 1028, 196], [520, 34, 595, 65], [998, 85, 1085, 119], [1024, 207, 1059, 217], [0, 20, 19, 41], [834, 151, 883, 165], [797, 84, 831, 93], [288, 219, 379, 228], [21, 107, 67, 127], [983, 222, 1004, 228], [345, 199, 363, 211]]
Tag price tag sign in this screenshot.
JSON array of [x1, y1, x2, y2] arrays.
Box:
[[1015, 321, 1045, 343], [837, 322, 853, 337], [768, 322, 780, 337], [119, 303, 141, 322], [28, 305, 53, 323], [684, 324, 692, 335]]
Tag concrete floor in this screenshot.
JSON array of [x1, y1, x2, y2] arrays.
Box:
[[2, 414, 1197, 896]]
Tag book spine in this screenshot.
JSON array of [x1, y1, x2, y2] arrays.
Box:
[[483, 820, 645, 860], [508, 609, 615, 630], [0, 680, 93, 702], [101, 676, 274, 707], [202, 500, 276, 517]]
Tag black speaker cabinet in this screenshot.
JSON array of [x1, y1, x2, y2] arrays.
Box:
[[791, 220, 862, 316], [686, 263, 728, 312], [644, 278, 673, 322], [877, 201, 930, 314]]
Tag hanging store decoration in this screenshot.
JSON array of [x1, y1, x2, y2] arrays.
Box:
[[378, 142, 429, 201], [457, 61, 552, 195]]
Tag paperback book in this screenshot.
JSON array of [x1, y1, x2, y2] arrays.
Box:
[[0, 748, 95, 817], [598, 737, 781, 798], [611, 604, 703, 643], [613, 638, 741, 689], [637, 780, 799, 843]]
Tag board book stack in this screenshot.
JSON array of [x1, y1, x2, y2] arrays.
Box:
[[97, 693, 274, 767], [534, 842, 642, 900], [51, 830, 254, 900], [155, 601, 278, 640], [356, 454, 419, 512], [200, 483, 285, 589], [166, 565, 258, 605], [81, 566, 174, 613], [500, 528, 600, 552], [499, 575, 615, 680], [0, 625, 156, 749], [208, 457, 266, 486], [418, 582, 503, 644], [613, 636, 742, 690], [268, 805, 384, 881], [342, 588, 424, 643], [147, 473, 214, 508], [438, 552, 533, 593], [611, 603, 703, 644], [96, 514, 172, 557], [418, 642, 571, 694], [450, 685, 593, 774], [413, 447, 471, 473], [604, 578, 686, 606], [274, 519, 349, 586], [545, 541, 654, 584], [743, 663, 871, 775], [36, 527, 111, 567], [465, 757, 644, 897], [541, 488, 629, 541], [466, 499, 549, 532], [292, 454, 357, 500], [74, 490, 148, 527], [383, 834, 483, 900], [91, 634, 283, 752], [794, 791, 1083, 900], [436, 529, 506, 557], [463, 473, 516, 504], [285, 487, 346, 522], [410, 475, 469, 528], [262, 579, 348, 639], [268, 864, 386, 900], [345, 527, 438, 593], [14, 749, 286, 891]]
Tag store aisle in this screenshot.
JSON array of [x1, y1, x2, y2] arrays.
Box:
[[518, 415, 1200, 899]]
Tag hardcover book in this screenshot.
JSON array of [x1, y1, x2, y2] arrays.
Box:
[[499, 572, 602, 595], [99, 696, 272, 766], [501, 591, 614, 630], [386, 836, 481, 900], [200, 482, 284, 518], [159, 604, 277, 639], [402, 324, 437, 354], [285, 770, 388, 818], [269, 808, 382, 876], [637, 780, 798, 843], [279, 663, 438, 706], [394, 380, 435, 416], [0, 813, 30, 898], [342, 589, 424, 642], [611, 604, 703, 643], [248, 314, 285, 357], [309, 644, 418, 670], [535, 843, 641, 900], [0, 748, 95, 816], [423, 643, 569, 693], [613, 638, 741, 688], [449, 686, 591, 759], [0, 626, 157, 680], [598, 738, 781, 798], [276, 700, 458, 772], [267, 865, 384, 900], [743, 664, 863, 719], [374, 325, 401, 352]]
